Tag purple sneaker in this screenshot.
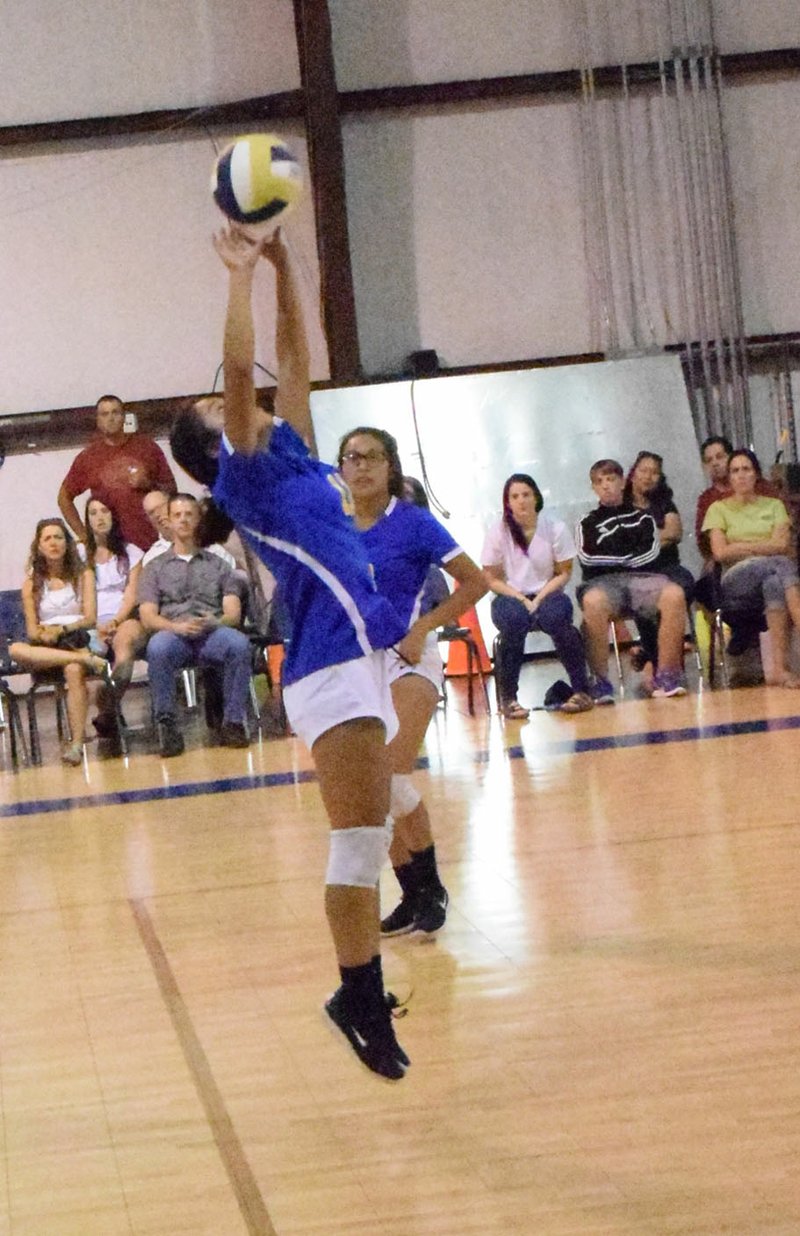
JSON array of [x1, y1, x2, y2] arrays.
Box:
[[652, 670, 687, 698]]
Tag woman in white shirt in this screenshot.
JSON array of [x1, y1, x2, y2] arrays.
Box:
[[84, 498, 146, 740], [482, 473, 591, 717], [10, 518, 106, 765]]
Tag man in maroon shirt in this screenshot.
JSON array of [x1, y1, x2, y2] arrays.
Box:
[[58, 394, 176, 550], [695, 436, 734, 561]]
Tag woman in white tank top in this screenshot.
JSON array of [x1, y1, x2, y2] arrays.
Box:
[[9, 518, 107, 766], [84, 498, 146, 742]]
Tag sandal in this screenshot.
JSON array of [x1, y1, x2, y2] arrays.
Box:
[[501, 701, 529, 719], [89, 654, 112, 678], [559, 691, 593, 714], [61, 742, 84, 767]]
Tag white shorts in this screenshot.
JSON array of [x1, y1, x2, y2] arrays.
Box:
[[385, 633, 444, 695], [283, 649, 399, 751]]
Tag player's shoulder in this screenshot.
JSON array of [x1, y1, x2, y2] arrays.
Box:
[[386, 496, 420, 523]]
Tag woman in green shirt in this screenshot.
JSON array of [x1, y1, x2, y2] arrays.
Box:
[[703, 449, 800, 687]]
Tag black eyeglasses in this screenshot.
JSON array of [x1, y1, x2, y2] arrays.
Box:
[[341, 450, 387, 466]]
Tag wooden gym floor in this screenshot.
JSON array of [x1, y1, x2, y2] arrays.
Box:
[[0, 663, 798, 1235]]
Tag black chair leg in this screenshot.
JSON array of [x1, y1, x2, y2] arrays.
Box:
[[0, 690, 28, 770], [25, 695, 42, 766]]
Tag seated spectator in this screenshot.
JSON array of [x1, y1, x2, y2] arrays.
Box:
[[576, 460, 688, 701], [83, 498, 147, 744], [9, 518, 107, 765], [703, 448, 800, 688], [695, 436, 735, 565], [482, 472, 592, 717], [694, 435, 778, 653], [144, 488, 275, 682], [141, 488, 236, 569], [624, 451, 694, 599], [141, 489, 174, 560], [138, 494, 253, 756], [58, 394, 175, 551], [623, 450, 695, 679]]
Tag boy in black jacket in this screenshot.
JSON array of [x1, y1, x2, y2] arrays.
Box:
[[576, 459, 688, 700]]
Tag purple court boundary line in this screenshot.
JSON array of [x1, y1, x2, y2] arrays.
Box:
[[3, 711, 800, 821]]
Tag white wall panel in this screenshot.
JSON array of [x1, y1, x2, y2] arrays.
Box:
[[331, 0, 581, 90], [311, 356, 704, 648], [713, 0, 800, 54], [0, 0, 299, 125], [332, 0, 800, 91], [343, 102, 591, 375], [723, 79, 800, 336], [0, 128, 327, 415]]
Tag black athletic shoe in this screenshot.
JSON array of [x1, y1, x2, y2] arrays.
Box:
[[157, 714, 184, 758], [324, 985, 410, 1080], [726, 625, 760, 657], [219, 721, 250, 748], [92, 709, 126, 739], [413, 886, 449, 935], [380, 894, 418, 937]]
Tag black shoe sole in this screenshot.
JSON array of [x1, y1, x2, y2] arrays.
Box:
[[380, 897, 418, 937], [380, 917, 417, 937]]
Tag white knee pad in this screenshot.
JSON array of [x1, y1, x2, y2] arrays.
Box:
[[389, 773, 421, 820], [326, 826, 390, 888]]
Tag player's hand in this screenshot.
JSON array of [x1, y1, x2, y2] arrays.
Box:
[[212, 224, 262, 272], [260, 228, 288, 268], [396, 625, 426, 666]]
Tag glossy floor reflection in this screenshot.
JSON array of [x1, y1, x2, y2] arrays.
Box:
[[0, 665, 798, 1235]]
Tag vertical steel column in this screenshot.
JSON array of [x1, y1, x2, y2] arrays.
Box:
[[293, 0, 361, 382]]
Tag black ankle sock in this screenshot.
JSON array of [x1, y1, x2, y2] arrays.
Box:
[[339, 955, 384, 1002], [409, 844, 443, 892], [393, 861, 417, 897]]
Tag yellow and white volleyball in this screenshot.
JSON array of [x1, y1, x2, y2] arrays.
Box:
[[211, 133, 303, 239]]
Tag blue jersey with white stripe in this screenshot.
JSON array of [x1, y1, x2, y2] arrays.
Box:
[[360, 498, 462, 631], [214, 420, 406, 685]]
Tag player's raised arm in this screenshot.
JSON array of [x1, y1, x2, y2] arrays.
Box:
[[261, 231, 314, 451], [212, 224, 266, 456]]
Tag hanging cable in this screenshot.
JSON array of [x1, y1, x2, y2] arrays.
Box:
[[211, 360, 278, 393], [408, 380, 450, 520]]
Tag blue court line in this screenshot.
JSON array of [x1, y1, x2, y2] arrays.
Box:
[[508, 710, 800, 758], [2, 711, 799, 822], [0, 768, 318, 820]]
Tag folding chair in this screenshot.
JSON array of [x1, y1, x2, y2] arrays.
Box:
[[439, 625, 490, 715]]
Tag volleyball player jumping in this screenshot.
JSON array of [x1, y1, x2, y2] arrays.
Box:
[[170, 226, 410, 1080]]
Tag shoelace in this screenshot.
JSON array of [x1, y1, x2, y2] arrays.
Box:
[[385, 988, 413, 1020]]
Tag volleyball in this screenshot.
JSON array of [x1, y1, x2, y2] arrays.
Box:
[[211, 133, 303, 238]]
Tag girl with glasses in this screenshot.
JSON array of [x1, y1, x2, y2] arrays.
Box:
[[337, 429, 486, 939]]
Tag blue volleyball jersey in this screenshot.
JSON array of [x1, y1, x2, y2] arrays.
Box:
[[360, 498, 462, 631], [214, 420, 407, 685]]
